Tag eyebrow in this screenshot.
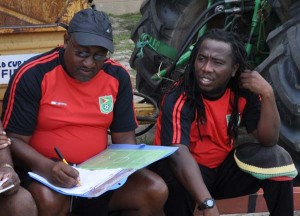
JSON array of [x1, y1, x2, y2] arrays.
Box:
[[198, 53, 226, 62]]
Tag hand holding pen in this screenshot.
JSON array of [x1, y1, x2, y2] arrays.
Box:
[[51, 147, 81, 187]]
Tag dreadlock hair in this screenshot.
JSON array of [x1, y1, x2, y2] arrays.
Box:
[[175, 28, 251, 140]]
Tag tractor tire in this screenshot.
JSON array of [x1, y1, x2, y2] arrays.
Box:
[[257, 1, 300, 184], [168, 0, 209, 54], [129, 0, 197, 100]]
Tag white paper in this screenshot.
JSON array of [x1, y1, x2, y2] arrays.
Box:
[[28, 168, 123, 197], [0, 178, 15, 194]]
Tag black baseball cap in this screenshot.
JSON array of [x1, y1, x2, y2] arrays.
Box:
[[68, 8, 114, 53]]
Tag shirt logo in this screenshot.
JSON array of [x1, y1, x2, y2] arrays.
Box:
[[50, 101, 67, 106], [99, 95, 113, 114]]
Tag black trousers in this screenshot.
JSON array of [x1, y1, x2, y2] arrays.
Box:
[[149, 150, 294, 216]]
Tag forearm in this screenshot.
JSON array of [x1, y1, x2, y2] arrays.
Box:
[[256, 90, 280, 145], [9, 136, 54, 176], [0, 146, 21, 194], [0, 147, 13, 166], [169, 144, 212, 204], [240, 71, 280, 145]]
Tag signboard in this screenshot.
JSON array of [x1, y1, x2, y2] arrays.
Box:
[[0, 53, 38, 84]]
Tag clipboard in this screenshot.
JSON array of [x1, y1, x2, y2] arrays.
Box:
[[29, 144, 178, 198]]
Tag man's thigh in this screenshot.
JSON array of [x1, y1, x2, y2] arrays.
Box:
[[200, 151, 261, 199], [0, 186, 37, 216]]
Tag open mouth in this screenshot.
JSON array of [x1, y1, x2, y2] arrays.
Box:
[[199, 77, 213, 85]]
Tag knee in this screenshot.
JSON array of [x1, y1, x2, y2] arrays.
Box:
[[0, 187, 38, 216], [143, 171, 168, 205], [29, 183, 69, 215], [16, 187, 38, 216], [37, 192, 69, 215]]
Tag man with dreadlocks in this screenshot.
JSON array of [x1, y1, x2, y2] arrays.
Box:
[[152, 28, 297, 216]]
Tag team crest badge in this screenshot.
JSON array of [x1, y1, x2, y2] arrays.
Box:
[[99, 95, 113, 114]]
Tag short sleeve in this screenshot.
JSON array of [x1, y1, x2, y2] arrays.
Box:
[[109, 66, 138, 132], [159, 91, 194, 146], [1, 66, 42, 135]]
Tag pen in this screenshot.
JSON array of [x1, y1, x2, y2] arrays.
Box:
[[54, 147, 69, 165], [54, 147, 81, 186]]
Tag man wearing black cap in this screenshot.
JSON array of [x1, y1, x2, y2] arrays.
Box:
[[1, 8, 167, 216]]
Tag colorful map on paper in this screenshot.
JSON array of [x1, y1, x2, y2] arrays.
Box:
[[78, 144, 178, 170]]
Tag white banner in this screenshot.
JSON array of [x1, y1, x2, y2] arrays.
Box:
[[0, 53, 38, 84]]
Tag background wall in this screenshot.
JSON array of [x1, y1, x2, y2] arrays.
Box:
[[93, 0, 143, 15]]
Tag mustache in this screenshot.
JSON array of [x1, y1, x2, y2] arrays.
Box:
[[78, 66, 94, 72]]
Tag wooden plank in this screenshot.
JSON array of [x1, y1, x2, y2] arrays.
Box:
[[134, 103, 157, 124], [134, 103, 156, 116], [0, 0, 88, 28], [0, 31, 65, 55], [0, 84, 7, 100]]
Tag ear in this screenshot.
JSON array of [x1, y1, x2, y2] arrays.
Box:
[[231, 64, 239, 77], [63, 33, 69, 48]]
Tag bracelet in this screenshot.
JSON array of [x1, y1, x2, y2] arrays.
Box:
[[0, 163, 14, 170]]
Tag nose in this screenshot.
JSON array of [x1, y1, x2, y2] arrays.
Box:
[[201, 60, 213, 73], [82, 55, 96, 67]]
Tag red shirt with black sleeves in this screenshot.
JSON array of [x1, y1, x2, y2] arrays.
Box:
[[154, 88, 261, 168], [2, 47, 138, 164]]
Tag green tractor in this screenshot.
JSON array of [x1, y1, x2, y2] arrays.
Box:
[[129, 0, 300, 184]]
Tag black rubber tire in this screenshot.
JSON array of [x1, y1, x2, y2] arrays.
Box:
[[258, 1, 300, 160], [129, 0, 196, 100], [169, 0, 208, 50], [253, 1, 300, 184]]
